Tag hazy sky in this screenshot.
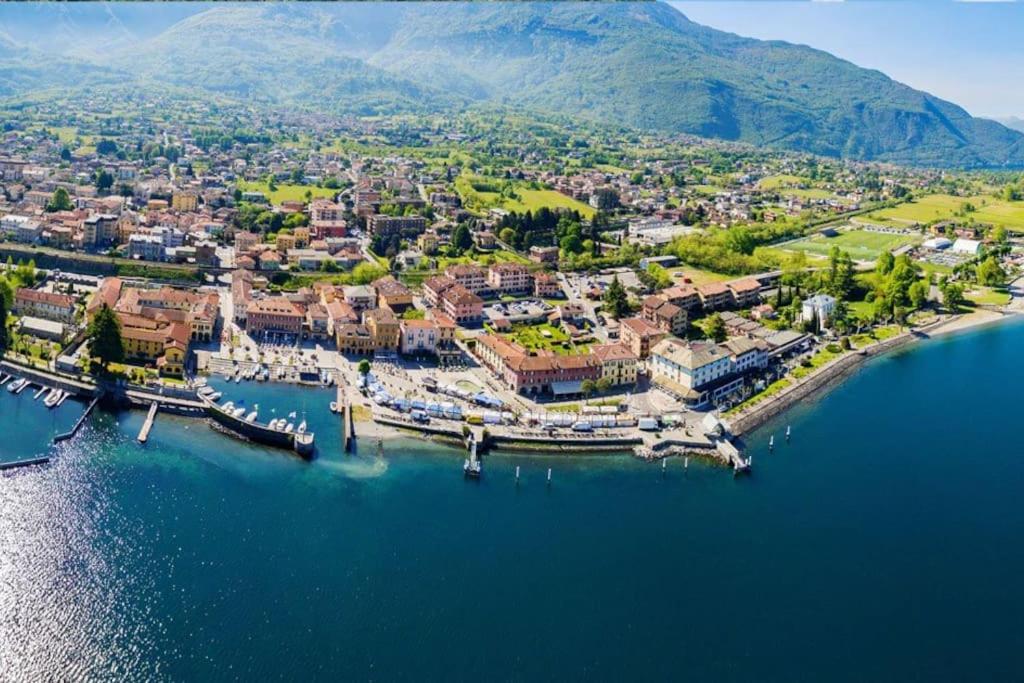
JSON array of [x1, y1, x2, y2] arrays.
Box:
[[673, 1, 1024, 120]]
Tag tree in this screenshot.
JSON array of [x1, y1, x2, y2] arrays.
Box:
[[596, 377, 613, 393], [705, 313, 727, 343], [357, 359, 371, 375], [0, 293, 7, 356], [976, 256, 1006, 287], [602, 275, 630, 319], [0, 277, 12, 309], [452, 224, 473, 254], [95, 169, 114, 193], [875, 251, 895, 277], [908, 280, 929, 310], [581, 379, 596, 400], [86, 304, 124, 371], [46, 187, 74, 212], [941, 281, 965, 313]]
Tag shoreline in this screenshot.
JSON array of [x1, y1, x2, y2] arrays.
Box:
[[726, 308, 1018, 438]]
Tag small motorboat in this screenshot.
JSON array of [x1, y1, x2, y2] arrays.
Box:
[[285, 423, 294, 433], [329, 401, 339, 413], [297, 420, 307, 434]]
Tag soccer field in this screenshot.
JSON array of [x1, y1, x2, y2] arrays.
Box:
[[782, 230, 920, 261]]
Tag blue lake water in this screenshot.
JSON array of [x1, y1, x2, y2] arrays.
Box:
[[2, 319, 1024, 680]]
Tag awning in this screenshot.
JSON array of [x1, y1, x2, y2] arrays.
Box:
[[551, 380, 583, 395]]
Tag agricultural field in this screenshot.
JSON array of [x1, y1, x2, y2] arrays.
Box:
[[236, 180, 337, 205], [781, 229, 920, 262], [866, 193, 1024, 231], [756, 174, 807, 190]]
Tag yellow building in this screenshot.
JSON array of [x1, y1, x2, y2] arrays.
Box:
[[172, 192, 198, 212]]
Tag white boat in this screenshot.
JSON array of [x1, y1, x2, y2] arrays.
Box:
[[232, 407, 246, 418], [288, 411, 297, 419], [7, 378, 25, 393], [245, 411, 258, 422], [297, 420, 307, 434], [329, 401, 339, 413], [234, 375, 241, 383], [285, 423, 294, 433], [208, 391, 222, 402], [44, 389, 61, 408]]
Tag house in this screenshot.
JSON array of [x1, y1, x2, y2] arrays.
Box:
[[801, 294, 836, 329], [661, 285, 702, 312], [445, 264, 488, 294], [400, 319, 438, 356], [335, 323, 375, 355], [641, 295, 687, 336], [529, 245, 560, 265], [649, 338, 740, 407], [591, 343, 638, 386], [727, 279, 762, 308], [697, 282, 731, 311], [439, 283, 484, 324], [364, 308, 401, 351], [534, 272, 561, 298], [473, 334, 601, 398], [14, 288, 76, 324], [619, 316, 668, 359], [246, 297, 305, 336], [721, 336, 769, 374], [475, 230, 497, 249], [343, 285, 377, 313], [372, 276, 414, 312], [488, 263, 532, 295], [367, 214, 426, 238], [423, 275, 457, 307]]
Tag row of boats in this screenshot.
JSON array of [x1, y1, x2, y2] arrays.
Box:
[[200, 383, 309, 435], [225, 364, 337, 386], [1, 373, 69, 408]]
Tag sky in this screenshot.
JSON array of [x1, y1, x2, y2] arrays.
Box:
[[673, 1, 1024, 120]]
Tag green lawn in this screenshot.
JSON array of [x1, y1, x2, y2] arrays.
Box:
[[965, 287, 1011, 306], [456, 175, 596, 218], [782, 229, 920, 261], [506, 323, 587, 355], [726, 378, 791, 414], [757, 174, 807, 190], [866, 194, 1024, 231], [666, 266, 732, 286], [237, 180, 337, 205], [791, 345, 845, 380]]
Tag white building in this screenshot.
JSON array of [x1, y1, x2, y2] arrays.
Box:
[[801, 294, 836, 329], [951, 238, 982, 256]]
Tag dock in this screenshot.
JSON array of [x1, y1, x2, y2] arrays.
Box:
[[33, 385, 48, 400], [0, 456, 51, 472], [53, 395, 101, 444], [137, 401, 159, 443]]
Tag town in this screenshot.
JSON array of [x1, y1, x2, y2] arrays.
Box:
[[1, 99, 1023, 469]]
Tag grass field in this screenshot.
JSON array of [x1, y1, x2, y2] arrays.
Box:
[[666, 266, 732, 286], [237, 180, 337, 205], [455, 176, 596, 219], [781, 230, 920, 261], [866, 194, 1024, 231], [965, 287, 1011, 306], [756, 174, 807, 190]]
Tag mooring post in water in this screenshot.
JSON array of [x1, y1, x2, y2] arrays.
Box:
[[769, 434, 774, 452], [515, 465, 520, 484], [547, 468, 552, 485], [662, 459, 667, 475], [786, 425, 791, 442], [684, 457, 689, 469]]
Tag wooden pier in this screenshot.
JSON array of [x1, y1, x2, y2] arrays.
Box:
[[137, 401, 159, 443], [33, 385, 48, 400]]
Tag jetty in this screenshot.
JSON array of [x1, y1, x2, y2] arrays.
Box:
[[201, 395, 315, 458], [33, 385, 48, 400], [0, 456, 51, 472], [53, 395, 101, 444], [137, 401, 159, 444]]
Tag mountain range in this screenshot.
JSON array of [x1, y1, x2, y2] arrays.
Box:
[[1, 1, 1021, 169]]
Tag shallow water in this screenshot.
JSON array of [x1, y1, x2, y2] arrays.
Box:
[[2, 320, 1024, 680]]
